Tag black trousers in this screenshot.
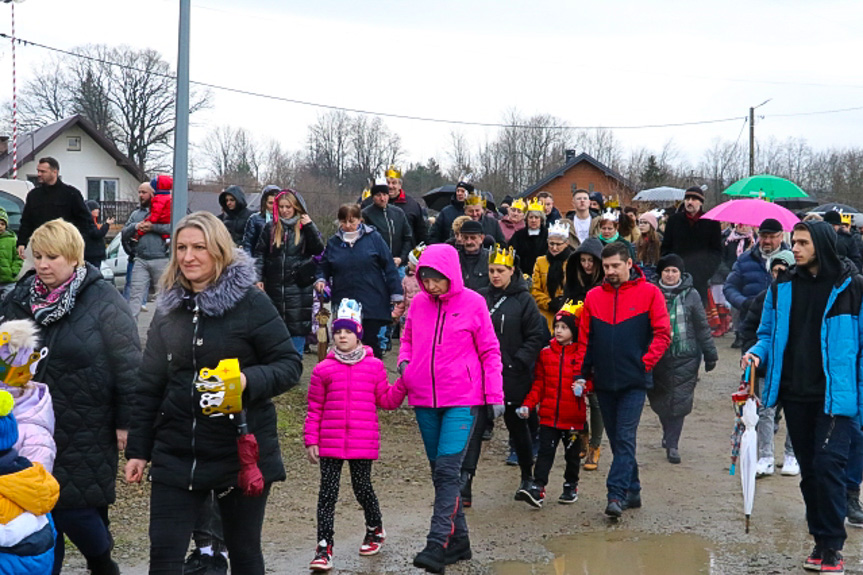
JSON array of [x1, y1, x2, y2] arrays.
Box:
[[52, 506, 113, 574], [317, 458, 382, 546], [533, 425, 581, 488], [148, 482, 271, 575], [191, 492, 225, 553], [361, 319, 388, 359]]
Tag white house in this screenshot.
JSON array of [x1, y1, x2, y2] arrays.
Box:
[[0, 115, 144, 202]]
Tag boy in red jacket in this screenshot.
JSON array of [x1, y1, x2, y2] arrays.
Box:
[[516, 300, 590, 508]]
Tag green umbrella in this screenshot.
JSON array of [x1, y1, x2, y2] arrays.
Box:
[[723, 175, 808, 200]]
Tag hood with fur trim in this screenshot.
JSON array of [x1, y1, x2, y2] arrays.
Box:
[[157, 250, 258, 317]]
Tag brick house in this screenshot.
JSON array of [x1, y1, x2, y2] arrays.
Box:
[[517, 151, 634, 213]]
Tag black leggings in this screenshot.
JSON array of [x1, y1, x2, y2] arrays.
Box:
[[148, 482, 271, 575], [533, 425, 581, 487], [318, 458, 382, 545]]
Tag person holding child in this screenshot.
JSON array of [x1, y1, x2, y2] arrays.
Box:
[[387, 243, 503, 573], [516, 300, 590, 507], [305, 299, 403, 571]]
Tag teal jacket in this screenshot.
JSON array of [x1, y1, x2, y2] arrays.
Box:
[[0, 230, 22, 284]]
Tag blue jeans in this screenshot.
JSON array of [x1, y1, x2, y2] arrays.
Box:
[[595, 388, 646, 502], [290, 335, 305, 356], [846, 424, 863, 492], [52, 507, 113, 574], [414, 406, 478, 545], [784, 400, 856, 550]]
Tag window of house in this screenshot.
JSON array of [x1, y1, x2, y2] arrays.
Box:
[[87, 178, 118, 202], [67, 136, 82, 152], [588, 183, 595, 192]]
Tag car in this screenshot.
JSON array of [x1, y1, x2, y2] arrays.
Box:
[[0, 179, 32, 233], [101, 234, 128, 285]]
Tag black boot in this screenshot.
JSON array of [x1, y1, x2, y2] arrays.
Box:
[[86, 550, 120, 575], [414, 541, 446, 573], [444, 535, 472, 565], [731, 333, 743, 349], [460, 471, 473, 508], [848, 490, 863, 528]]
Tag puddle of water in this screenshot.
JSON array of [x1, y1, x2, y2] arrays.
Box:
[[492, 530, 714, 574]]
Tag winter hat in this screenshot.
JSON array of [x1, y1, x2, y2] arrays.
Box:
[[0, 208, 8, 227], [684, 186, 705, 203], [371, 184, 390, 196], [0, 390, 18, 452], [759, 218, 783, 234], [418, 267, 447, 282], [460, 220, 484, 235], [656, 253, 685, 276], [554, 300, 583, 335], [85, 200, 100, 212], [769, 249, 795, 270], [823, 210, 842, 226], [150, 174, 173, 192], [332, 299, 363, 338], [589, 191, 605, 211], [456, 181, 475, 193], [638, 211, 658, 231]]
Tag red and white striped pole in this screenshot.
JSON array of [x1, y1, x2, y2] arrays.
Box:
[[10, 1, 18, 179]]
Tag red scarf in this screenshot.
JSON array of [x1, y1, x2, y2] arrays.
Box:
[[685, 210, 702, 224]]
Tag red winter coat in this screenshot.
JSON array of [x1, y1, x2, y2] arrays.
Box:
[[522, 339, 590, 430]]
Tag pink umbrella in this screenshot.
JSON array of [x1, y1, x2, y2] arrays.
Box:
[[702, 199, 800, 231]]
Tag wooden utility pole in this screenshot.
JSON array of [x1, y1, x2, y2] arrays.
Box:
[[749, 107, 755, 176]]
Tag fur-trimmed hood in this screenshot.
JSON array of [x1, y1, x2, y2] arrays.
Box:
[[157, 250, 258, 317]]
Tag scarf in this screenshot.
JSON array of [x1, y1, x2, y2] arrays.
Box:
[[545, 247, 572, 298], [342, 230, 360, 246], [528, 228, 541, 236], [30, 265, 88, 326], [725, 230, 753, 257], [599, 232, 620, 244], [333, 345, 366, 365], [685, 210, 702, 224], [664, 286, 694, 356]]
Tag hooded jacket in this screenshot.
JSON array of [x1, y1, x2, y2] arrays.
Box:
[[218, 186, 254, 246], [428, 197, 465, 244], [242, 185, 281, 255], [0, 265, 140, 509], [304, 346, 401, 460], [573, 266, 672, 392], [317, 224, 404, 321], [723, 243, 788, 310], [5, 383, 55, 472], [362, 202, 414, 263], [648, 273, 718, 419], [478, 274, 549, 403], [0, 210, 21, 284], [750, 221, 863, 416], [396, 244, 503, 408], [82, 200, 110, 264], [126, 252, 303, 491], [835, 228, 863, 273], [499, 215, 525, 242], [509, 225, 548, 277], [523, 339, 590, 430], [564, 238, 604, 304]]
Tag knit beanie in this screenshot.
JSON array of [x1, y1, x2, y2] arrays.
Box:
[[0, 207, 10, 227], [554, 312, 578, 336], [0, 391, 18, 452], [684, 186, 705, 203], [769, 249, 795, 270], [638, 211, 658, 231], [418, 267, 447, 281], [332, 299, 363, 338], [657, 253, 686, 276]]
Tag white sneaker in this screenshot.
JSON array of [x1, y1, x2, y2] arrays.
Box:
[[781, 455, 800, 476], [755, 457, 775, 477]]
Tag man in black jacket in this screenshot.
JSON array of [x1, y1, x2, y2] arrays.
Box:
[[464, 192, 505, 246], [661, 186, 722, 302], [457, 220, 491, 291], [17, 156, 97, 259], [386, 167, 428, 246], [217, 185, 253, 246], [823, 210, 863, 272], [428, 182, 470, 244], [362, 184, 413, 267]]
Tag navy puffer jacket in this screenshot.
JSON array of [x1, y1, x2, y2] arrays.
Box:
[[723, 245, 784, 310]]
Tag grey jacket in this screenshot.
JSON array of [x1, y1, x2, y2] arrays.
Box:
[[121, 206, 171, 261]]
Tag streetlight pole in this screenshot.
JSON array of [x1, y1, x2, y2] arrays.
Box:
[[748, 99, 772, 177], [171, 0, 190, 231]]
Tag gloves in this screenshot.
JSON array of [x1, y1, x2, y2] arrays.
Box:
[[516, 406, 530, 419], [705, 361, 717, 372], [489, 404, 505, 419], [398, 361, 409, 376]]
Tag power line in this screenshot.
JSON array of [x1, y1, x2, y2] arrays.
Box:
[[767, 105, 863, 118], [1, 32, 745, 130]]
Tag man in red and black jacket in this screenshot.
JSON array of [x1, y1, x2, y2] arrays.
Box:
[[573, 241, 671, 518]]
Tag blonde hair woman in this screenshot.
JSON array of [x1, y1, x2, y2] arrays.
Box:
[[126, 211, 302, 574], [0, 218, 140, 574]]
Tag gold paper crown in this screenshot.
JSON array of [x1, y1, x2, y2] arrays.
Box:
[[196, 358, 243, 416], [840, 211, 853, 226], [489, 244, 516, 267], [464, 191, 486, 207], [510, 198, 526, 211], [526, 197, 544, 212], [361, 188, 371, 201], [558, 299, 584, 319], [409, 242, 427, 265], [0, 332, 46, 387], [385, 165, 402, 179]]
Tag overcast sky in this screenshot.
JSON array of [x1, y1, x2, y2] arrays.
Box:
[[2, 0, 862, 174]]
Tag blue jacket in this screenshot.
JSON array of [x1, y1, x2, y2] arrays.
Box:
[[723, 245, 786, 310], [749, 259, 863, 418], [316, 224, 404, 321]]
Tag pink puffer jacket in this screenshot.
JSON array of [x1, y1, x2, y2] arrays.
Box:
[[304, 347, 402, 460], [402, 272, 421, 312], [397, 244, 503, 408], [5, 382, 56, 472]]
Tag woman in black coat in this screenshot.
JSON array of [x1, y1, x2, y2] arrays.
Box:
[[126, 212, 302, 575], [508, 209, 548, 276], [0, 219, 140, 574], [253, 189, 324, 354], [460, 244, 548, 505], [83, 200, 113, 268]]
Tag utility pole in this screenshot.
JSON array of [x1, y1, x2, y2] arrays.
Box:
[[172, 0, 191, 231], [748, 99, 772, 177]]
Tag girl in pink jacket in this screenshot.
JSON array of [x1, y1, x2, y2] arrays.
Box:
[[389, 243, 504, 573], [304, 299, 402, 572]]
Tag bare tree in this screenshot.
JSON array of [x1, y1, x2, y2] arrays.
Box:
[[306, 110, 353, 186], [199, 125, 261, 189], [446, 130, 473, 180], [259, 141, 299, 188], [351, 115, 402, 182]]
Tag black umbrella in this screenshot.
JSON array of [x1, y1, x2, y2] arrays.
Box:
[[812, 202, 860, 214], [422, 185, 457, 212], [774, 197, 819, 210]]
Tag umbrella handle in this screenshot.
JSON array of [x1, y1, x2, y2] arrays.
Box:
[[748, 366, 757, 398]]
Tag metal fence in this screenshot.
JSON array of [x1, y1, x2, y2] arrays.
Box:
[[99, 201, 138, 225]]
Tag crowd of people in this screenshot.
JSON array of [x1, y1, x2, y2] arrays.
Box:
[[2, 157, 863, 574]]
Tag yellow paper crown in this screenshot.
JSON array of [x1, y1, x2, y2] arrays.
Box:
[[841, 212, 853, 226], [489, 244, 516, 267], [361, 188, 371, 201], [558, 299, 584, 319], [385, 165, 402, 179], [0, 332, 46, 387], [196, 358, 243, 416], [464, 191, 486, 207], [510, 198, 526, 211], [526, 197, 544, 212]]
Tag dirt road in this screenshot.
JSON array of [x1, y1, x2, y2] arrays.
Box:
[[62, 330, 852, 574]]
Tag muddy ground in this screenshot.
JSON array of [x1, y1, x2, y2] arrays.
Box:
[[61, 315, 862, 574]]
